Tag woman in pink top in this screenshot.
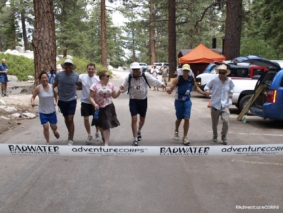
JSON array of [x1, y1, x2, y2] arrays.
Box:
[[89, 70, 121, 146]]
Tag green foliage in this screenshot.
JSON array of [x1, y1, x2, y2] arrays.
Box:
[[240, 38, 283, 59], [0, 53, 34, 81]]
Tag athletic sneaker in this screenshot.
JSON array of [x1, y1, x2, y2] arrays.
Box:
[[132, 140, 139, 146], [137, 131, 142, 141], [182, 137, 190, 146], [68, 140, 73, 146], [213, 136, 217, 143], [86, 135, 92, 144], [2, 93, 4, 97], [222, 135, 228, 145], [4, 93, 8, 97], [95, 132, 100, 141], [174, 132, 179, 141]]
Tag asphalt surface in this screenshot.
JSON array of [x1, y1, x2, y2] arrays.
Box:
[[0, 70, 282, 213]]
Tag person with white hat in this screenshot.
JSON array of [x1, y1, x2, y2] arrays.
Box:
[[204, 64, 235, 145], [53, 59, 80, 146], [120, 62, 166, 146], [166, 64, 206, 146]]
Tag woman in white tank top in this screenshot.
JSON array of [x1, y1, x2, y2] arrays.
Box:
[[31, 71, 60, 145]]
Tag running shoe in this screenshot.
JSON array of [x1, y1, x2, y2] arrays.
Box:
[[95, 132, 100, 141], [132, 140, 139, 146], [174, 132, 179, 141], [182, 137, 190, 146], [68, 140, 73, 146], [222, 135, 228, 145], [86, 135, 92, 144], [137, 131, 142, 141]]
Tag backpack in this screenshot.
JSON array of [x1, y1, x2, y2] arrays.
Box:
[[127, 72, 151, 94]]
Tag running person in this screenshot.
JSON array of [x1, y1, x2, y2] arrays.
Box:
[[78, 63, 100, 144], [31, 71, 60, 145], [166, 64, 206, 145], [120, 62, 166, 146]]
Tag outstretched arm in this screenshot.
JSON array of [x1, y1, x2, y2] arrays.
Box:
[[31, 86, 40, 107], [166, 77, 178, 94]]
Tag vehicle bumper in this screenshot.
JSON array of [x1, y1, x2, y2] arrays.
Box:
[[251, 103, 283, 120], [263, 103, 283, 120]]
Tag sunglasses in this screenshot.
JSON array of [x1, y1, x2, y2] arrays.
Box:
[[103, 75, 110, 78], [64, 63, 73, 66], [219, 72, 226, 75]]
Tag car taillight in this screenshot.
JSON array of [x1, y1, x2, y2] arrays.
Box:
[[266, 90, 277, 103]]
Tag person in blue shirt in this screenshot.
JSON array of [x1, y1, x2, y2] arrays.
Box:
[[204, 64, 235, 145], [166, 64, 206, 146], [48, 67, 56, 84], [0, 59, 9, 97]]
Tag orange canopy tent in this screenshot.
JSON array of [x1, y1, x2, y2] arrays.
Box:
[[178, 43, 226, 64]]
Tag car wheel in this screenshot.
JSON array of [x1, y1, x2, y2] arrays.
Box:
[[239, 94, 253, 113]]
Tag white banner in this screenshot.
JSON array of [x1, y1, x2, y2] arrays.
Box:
[[0, 144, 283, 157]]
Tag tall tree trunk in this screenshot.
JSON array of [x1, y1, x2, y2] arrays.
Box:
[[32, 0, 56, 86], [132, 30, 136, 61], [223, 0, 242, 59], [10, 0, 16, 50], [168, 0, 176, 78], [20, 0, 28, 51], [101, 0, 107, 67], [149, 0, 155, 65]]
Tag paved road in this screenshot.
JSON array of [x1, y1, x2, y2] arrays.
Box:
[[0, 70, 282, 213]]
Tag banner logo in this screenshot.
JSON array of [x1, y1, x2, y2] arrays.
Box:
[[221, 146, 283, 156], [8, 145, 60, 156], [160, 147, 210, 156]]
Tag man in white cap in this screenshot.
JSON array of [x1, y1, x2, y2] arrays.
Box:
[[167, 64, 206, 146], [120, 62, 166, 146], [204, 64, 234, 145], [53, 59, 79, 146]]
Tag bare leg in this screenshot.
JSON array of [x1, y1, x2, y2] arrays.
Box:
[[175, 119, 182, 132], [131, 115, 138, 139], [102, 129, 110, 146], [84, 116, 91, 135], [138, 116, 145, 132], [64, 115, 75, 141], [43, 124, 50, 145], [183, 117, 190, 137], [50, 123, 59, 139]]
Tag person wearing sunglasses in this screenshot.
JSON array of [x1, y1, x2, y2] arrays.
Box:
[[53, 59, 80, 146], [204, 64, 235, 145], [89, 70, 121, 146], [166, 64, 207, 146]]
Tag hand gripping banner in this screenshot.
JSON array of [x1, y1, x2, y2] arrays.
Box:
[[0, 144, 283, 157]]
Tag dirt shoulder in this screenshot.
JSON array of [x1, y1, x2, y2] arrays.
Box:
[[0, 81, 37, 135]]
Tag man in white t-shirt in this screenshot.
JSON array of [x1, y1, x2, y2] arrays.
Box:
[[78, 63, 100, 144]]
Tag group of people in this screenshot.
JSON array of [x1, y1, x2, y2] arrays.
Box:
[[150, 64, 169, 92], [31, 59, 234, 147]]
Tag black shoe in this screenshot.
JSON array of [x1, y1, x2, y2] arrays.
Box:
[[132, 140, 139, 146], [222, 135, 228, 145], [137, 131, 142, 141], [4, 93, 8, 97]]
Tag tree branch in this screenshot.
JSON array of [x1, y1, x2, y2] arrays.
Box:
[[194, 1, 227, 30]]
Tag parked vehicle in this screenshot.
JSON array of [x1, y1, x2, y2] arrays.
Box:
[[138, 62, 148, 73], [196, 63, 268, 91], [232, 56, 283, 120]]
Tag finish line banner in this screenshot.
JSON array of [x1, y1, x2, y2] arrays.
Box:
[[0, 144, 283, 157]]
